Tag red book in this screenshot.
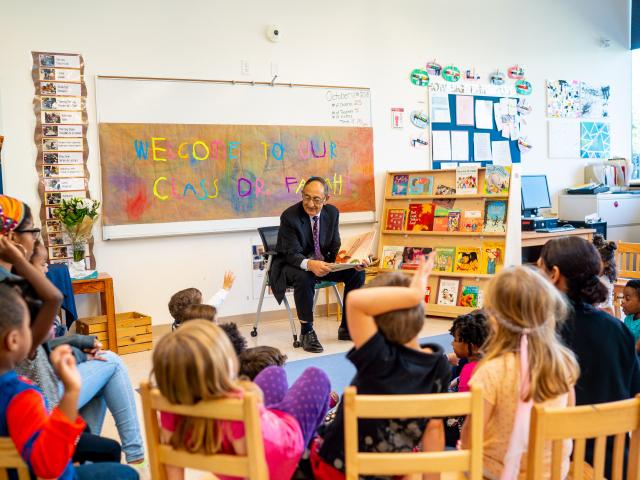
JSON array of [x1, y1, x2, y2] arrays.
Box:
[[425, 286, 431, 304], [406, 203, 435, 231], [385, 208, 406, 230]]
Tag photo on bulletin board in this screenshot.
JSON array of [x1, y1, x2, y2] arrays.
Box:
[[430, 93, 521, 170]]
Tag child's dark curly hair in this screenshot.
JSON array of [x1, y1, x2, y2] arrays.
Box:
[[449, 309, 490, 352], [593, 234, 617, 283], [626, 279, 640, 296], [219, 322, 248, 356]]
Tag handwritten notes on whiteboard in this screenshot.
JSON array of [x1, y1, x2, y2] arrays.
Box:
[[326, 90, 371, 126]]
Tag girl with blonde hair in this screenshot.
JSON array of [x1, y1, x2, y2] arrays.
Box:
[[153, 320, 330, 480], [461, 266, 579, 479]]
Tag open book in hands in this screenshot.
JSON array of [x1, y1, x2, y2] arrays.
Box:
[[327, 230, 376, 271]]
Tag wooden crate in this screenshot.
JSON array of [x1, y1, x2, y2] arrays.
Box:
[[76, 312, 152, 354]]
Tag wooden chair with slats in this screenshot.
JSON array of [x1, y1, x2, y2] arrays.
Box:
[[0, 437, 29, 480], [343, 385, 483, 480], [526, 395, 640, 480], [140, 381, 268, 480], [613, 242, 640, 318]]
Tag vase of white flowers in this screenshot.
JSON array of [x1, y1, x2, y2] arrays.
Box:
[[53, 197, 100, 278]]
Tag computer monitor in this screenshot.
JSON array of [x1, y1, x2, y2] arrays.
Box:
[[521, 175, 551, 218]]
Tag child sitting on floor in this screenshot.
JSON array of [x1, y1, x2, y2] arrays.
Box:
[[238, 346, 288, 380], [177, 303, 248, 355], [622, 279, 640, 353], [168, 271, 235, 330], [310, 255, 450, 480], [153, 320, 331, 480], [0, 283, 137, 479], [460, 266, 579, 479], [445, 309, 489, 447]]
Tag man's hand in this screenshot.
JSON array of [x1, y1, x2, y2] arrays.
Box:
[[308, 260, 332, 277], [355, 255, 372, 271]]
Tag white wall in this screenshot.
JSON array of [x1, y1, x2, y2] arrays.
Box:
[[0, 0, 631, 324]]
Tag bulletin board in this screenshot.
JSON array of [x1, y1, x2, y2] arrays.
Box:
[[430, 93, 522, 169], [95, 76, 375, 239]]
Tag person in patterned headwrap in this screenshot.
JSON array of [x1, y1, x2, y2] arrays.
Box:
[[0, 195, 62, 352]]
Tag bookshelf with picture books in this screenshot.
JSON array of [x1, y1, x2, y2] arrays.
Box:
[[378, 165, 513, 318]]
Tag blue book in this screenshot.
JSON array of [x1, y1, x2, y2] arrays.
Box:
[[483, 200, 507, 232], [391, 174, 409, 196]]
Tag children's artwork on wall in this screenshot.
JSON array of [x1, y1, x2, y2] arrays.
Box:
[[426, 61, 442, 76], [546, 80, 581, 118], [410, 69, 430, 86], [515, 80, 532, 96], [507, 65, 525, 80], [489, 70, 506, 85], [442, 66, 461, 83], [546, 80, 610, 118], [580, 122, 610, 159], [410, 110, 429, 129], [580, 83, 610, 118]]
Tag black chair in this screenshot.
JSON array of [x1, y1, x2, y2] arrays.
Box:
[[253, 226, 343, 348]]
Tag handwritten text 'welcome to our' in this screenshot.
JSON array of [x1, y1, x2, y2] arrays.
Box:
[[133, 137, 351, 201]]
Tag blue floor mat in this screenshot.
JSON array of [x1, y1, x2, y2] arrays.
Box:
[[284, 333, 452, 394]]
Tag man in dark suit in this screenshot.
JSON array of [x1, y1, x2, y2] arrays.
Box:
[[270, 177, 367, 353]]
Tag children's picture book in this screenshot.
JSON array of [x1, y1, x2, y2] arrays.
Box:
[[437, 277, 461, 306], [408, 174, 434, 195], [385, 208, 407, 231], [434, 247, 456, 272], [483, 200, 508, 233], [434, 204, 453, 217], [453, 247, 482, 274], [381, 245, 405, 270], [433, 216, 449, 232], [482, 241, 505, 274], [459, 285, 479, 307], [455, 165, 479, 195], [332, 230, 375, 270], [406, 203, 435, 231], [435, 184, 456, 195], [461, 209, 484, 232], [447, 210, 461, 232], [392, 174, 409, 196], [484, 165, 511, 195], [400, 247, 433, 270]]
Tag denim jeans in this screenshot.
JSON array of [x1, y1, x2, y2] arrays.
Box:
[[58, 350, 144, 462], [75, 462, 139, 479]]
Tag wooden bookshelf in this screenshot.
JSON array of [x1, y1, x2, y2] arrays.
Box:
[[376, 167, 513, 319]]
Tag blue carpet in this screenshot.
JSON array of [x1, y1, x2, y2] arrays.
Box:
[[284, 333, 453, 394]]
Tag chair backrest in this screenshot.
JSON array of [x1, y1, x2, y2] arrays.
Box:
[[617, 241, 640, 279], [343, 385, 483, 480], [0, 438, 30, 480], [526, 395, 640, 480], [139, 381, 268, 480], [257, 226, 280, 253]]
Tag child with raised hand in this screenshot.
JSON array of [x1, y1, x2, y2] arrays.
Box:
[[0, 283, 137, 479], [310, 255, 451, 479], [461, 266, 579, 479], [153, 320, 330, 480], [168, 271, 235, 330], [622, 279, 640, 352]]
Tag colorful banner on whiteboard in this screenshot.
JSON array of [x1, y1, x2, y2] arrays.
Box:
[[98, 123, 375, 227], [32, 52, 94, 268], [546, 80, 610, 118]]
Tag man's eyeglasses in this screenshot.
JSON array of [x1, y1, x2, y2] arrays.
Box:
[[15, 227, 41, 239], [302, 194, 325, 205]]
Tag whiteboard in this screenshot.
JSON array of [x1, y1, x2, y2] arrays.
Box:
[[95, 77, 371, 127], [94, 76, 374, 239]]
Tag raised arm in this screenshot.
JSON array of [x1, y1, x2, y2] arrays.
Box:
[[346, 253, 434, 349], [0, 237, 63, 354]]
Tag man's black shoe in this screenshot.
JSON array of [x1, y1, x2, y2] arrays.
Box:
[[338, 326, 351, 341], [301, 330, 324, 353]]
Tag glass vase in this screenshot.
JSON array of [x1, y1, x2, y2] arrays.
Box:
[[72, 242, 85, 264]]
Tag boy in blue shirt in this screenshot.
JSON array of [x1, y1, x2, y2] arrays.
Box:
[[622, 279, 640, 353]]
